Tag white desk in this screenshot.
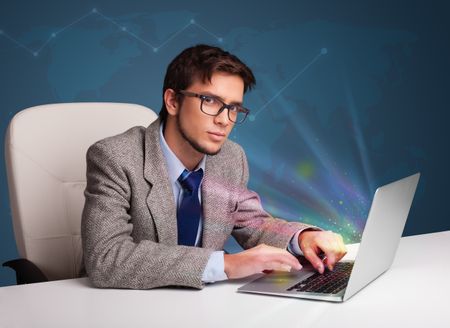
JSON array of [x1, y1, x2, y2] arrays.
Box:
[[1, 231, 449, 328]]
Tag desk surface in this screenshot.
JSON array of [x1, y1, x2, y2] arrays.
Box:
[[1, 231, 449, 328]]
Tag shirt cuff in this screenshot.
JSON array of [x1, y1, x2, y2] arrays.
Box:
[[201, 251, 228, 283], [287, 230, 304, 256]]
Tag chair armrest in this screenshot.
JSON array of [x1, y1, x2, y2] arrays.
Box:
[[2, 258, 48, 284]]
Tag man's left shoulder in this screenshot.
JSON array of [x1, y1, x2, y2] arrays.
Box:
[[205, 139, 247, 180], [205, 139, 247, 185], [219, 139, 246, 158]]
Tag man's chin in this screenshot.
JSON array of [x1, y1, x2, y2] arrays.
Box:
[[195, 143, 222, 156], [204, 147, 221, 156], [187, 139, 222, 156]]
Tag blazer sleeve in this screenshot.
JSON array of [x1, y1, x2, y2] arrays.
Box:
[[231, 147, 319, 250], [81, 141, 213, 290]]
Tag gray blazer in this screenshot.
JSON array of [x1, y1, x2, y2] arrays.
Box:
[[82, 118, 312, 289]]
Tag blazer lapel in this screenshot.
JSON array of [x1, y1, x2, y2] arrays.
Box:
[[143, 119, 178, 246]]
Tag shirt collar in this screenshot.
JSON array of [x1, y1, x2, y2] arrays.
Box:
[[159, 122, 206, 185]]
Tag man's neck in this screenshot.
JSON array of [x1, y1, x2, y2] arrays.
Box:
[[163, 120, 204, 171]]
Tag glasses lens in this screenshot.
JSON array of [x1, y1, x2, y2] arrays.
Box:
[[230, 106, 249, 123], [200, 95, 249, 123], [226, 107, 242, 123], [201, 96, 222, 115]]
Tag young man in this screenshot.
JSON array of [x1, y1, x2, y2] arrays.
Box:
[[81, 44, 346, 289]]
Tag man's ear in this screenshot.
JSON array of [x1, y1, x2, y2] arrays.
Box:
[[164, 89, 179, 116]]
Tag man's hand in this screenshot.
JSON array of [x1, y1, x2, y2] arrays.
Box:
[[298, 230, 347, 274], [224, 244, 302, 279]]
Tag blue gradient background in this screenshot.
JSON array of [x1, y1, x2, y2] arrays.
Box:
[[1, 0, 448, 286]]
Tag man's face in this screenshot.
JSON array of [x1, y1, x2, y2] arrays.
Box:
[[175, 72, 244, 156]]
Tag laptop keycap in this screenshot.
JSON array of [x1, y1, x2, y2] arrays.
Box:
[[287, 262, 354, 294]]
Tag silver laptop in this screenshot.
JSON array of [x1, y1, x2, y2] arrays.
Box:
[[238, 173, 420, 302]]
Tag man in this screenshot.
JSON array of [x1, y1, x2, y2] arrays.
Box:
[[82, 44, 346, 289]]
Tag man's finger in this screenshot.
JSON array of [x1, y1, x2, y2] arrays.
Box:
[[303, 248, 325, 274], [321, 232, 347, 269], [322, 241, 344, 270], [263, 261, 292, 272], [269, 253, 302, 271], [331, 233, 347, 262], [257, 246, 302, 271], [323, 253, 337, 271], [339, 236, 348, 258]]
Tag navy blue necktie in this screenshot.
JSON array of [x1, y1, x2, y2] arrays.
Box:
[[177, 168, 204, 246]]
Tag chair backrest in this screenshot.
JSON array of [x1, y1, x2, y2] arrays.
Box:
[[5, 102, 157, 280]]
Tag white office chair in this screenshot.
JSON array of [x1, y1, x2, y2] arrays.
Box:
[[3, 103, 157, 283]]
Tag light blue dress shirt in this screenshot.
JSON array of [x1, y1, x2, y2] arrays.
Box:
[[159, 124, 304, 283]]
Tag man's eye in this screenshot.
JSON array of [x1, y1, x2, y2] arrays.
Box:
[[229, 105, 239, 112], [203, 96, 216, 105]]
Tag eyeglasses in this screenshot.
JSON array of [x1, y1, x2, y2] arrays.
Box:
[[177, 90, 250, 124]]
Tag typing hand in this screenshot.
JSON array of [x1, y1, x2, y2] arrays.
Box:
[[298, 230, 347, 274], [223, 244, 302, 279]]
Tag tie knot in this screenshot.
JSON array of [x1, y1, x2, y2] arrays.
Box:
[[178, 168, 204, 193]]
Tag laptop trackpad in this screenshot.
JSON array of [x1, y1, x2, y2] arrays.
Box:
[[242, 267, 317, 293]]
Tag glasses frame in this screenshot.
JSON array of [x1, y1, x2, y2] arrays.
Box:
[[177, 90, 250, 124]]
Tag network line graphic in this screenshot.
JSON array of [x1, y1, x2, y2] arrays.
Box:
[[0, 8, 223, 57], [252, 47, 328, 120]]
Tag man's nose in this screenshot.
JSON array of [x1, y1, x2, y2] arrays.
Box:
[[214, 108, 231, 126]]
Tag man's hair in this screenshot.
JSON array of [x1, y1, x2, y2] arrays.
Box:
[[159, 44, 256, 122]]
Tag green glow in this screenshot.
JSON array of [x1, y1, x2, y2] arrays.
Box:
[[296, 161, 315, 178]]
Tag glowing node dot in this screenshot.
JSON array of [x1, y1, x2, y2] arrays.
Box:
[[0, 30, 4, 34], [218, 37, 223, 42], [121, 27, 127, 31], [33, 52, 38, 57], [249, 114, 256, 122], [153, 48, 159, 53], [321, 47, 328, 55], [51, 33, 56, 38], [92, 8, 97, 13], [190, 19, 195, 24]]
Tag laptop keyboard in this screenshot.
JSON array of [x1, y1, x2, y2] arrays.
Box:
[[287, 262, 354, 294]]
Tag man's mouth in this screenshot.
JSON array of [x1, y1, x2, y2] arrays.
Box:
[[207, 131, 226, 141]]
